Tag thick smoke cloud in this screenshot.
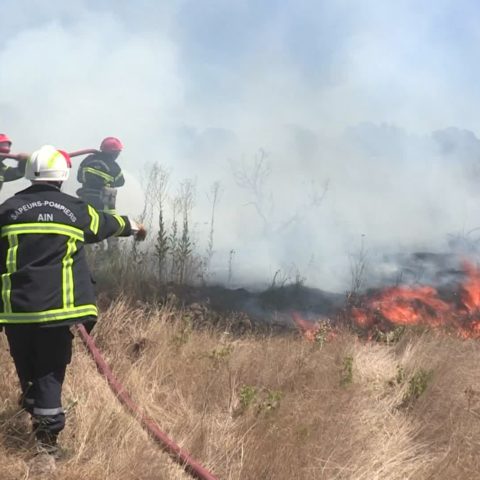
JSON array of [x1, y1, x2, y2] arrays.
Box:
[[1, 0, 480, 291]]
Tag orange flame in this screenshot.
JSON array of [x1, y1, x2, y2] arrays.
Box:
[[292, 311, 318, 341], [460, 262, 480, 312], [352, 261, 480, 339], [292, 311, 335, 343]]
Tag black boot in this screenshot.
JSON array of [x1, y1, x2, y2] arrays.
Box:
[[35, 430, 59, 456]]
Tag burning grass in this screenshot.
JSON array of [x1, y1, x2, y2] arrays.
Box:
[[2, 299, 480, 478], [349, 261, 480, 340]]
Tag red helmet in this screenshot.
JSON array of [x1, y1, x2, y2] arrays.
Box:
[[100, 137, 123, 153], [0, 133, 12, 154]]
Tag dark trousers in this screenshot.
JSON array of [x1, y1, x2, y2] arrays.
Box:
[[4, 325, 73, 439]]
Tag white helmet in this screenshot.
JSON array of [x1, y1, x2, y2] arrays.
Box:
[[26, 145, 71, 182]]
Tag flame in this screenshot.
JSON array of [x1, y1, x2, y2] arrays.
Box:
[[460, 262, 480, 312], [351, 261, 480, 339], [292, 311, 334, 343], [351, 307, 372, 329], [292, 311, 319, 341]]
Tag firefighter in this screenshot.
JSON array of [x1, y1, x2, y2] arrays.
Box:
[[0, 145, 146, 460], [76, 136, 125, 213], [0, 133, 27, 192]]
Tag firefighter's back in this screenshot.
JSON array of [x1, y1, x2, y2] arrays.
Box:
[[0, 184, 97, 323], [77, 152, 124, 212]]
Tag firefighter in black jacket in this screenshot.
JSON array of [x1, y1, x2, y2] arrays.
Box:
[[76, 136, 125, 213], [0, 145, 146, 458], [0, 133, 27, 193]]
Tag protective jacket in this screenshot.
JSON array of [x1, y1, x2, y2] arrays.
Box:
[[77, 153, 124, 212], [0, 159, 26, 192], [0, 183, 131, 326]]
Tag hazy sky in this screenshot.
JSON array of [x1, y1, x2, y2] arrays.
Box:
[[2, 1, 480, 139], [2, 1, 480, 290]]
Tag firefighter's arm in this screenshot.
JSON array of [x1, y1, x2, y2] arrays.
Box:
[[113, 171, 125, 187], [84, 204, 146, 243], [77, 162, 85, 183], [3, 159, 26, 182]]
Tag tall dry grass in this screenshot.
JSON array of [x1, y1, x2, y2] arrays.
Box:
[[2, 300, 480, 478], [0, 323, 190, 480]]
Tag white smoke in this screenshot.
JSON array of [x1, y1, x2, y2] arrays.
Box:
[[1, 1, 479, 291]]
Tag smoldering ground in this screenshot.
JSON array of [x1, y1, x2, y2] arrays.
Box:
[[1, 0, 480, 292]]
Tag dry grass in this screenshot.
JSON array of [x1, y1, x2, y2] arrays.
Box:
[[2, 300, 480, 479], [0, 321, 190, 480]]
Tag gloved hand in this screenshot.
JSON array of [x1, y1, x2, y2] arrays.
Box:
[[135, 224, 147, 241], [130, 219, 147, 241], [15, 153, 29, 162]]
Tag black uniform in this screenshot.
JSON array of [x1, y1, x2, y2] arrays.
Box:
[[0, 159, 26, 192], [77, 153, 124, 213], [0, 183, 132, 447]]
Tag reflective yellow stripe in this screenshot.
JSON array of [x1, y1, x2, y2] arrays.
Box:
[[0, 304, 98, 324], [1, 225, 82, 315], [62, 237, 77, 308], [1, 234, 18, 313], [87, 205, 99, 235], [113, 214, 126, 236], [2, 223, 84, 242], [84, 167, 114, 183]]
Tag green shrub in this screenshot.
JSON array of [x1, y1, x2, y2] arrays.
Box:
[[239, 385, 257, 410], [340, 355, 354, 386], [400, 368, 433, 407]]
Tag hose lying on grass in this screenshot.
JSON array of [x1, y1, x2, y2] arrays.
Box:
[[77, 324, 219, 480]]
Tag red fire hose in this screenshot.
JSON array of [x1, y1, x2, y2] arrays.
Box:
[[68, 148, 99, 158], [1, 149, 99, 161], [76, 324, 219, 480]]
